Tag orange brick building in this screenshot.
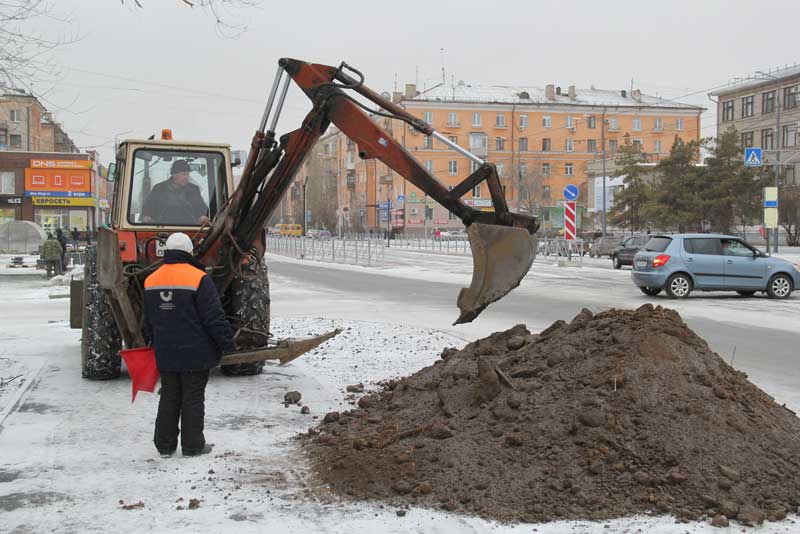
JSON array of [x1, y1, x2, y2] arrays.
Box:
[[303, 82, 703, 235]]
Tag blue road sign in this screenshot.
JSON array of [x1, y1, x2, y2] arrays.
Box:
[[378, 201, 392, 210], [305, 210, 311, 222], [563, 184, 579, 201], [397, 195, 405, 203], [764, 200, 778, 208], [745, 147, 763, 167]]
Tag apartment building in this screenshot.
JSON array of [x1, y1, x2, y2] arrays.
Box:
[[710, 65, 800, 185], [0, 88, 78, 153]]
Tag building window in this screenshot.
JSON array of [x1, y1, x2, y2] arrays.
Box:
[[675, 118, 684, 131], [448, 160, 458, 174], [608, 139, 618, 152], [425, 205, 433, 220], [741, 131, 754, 147], [784, 165, 797, 186], [0, 128, 6, 148], [587, 139, 597, 153], [784, 85, 799, 109], [495, 114, 506, 127], [632, 139, 643, 150], [447, 112, 458, 126], [519, 137, 528, 151], [632, 117, 642, 131], [741, 96, 754, 118], [654, 140, 662, 153], [519, 115, 528, 129], [565, 139, 574, 152], [566, 116, 575, 129], [608, 117, 619, 131], [542, 115, 551, 128], [495, 137, 505, 151], [519, 163, 528, 176], [783, 125, 798, 148], [762, 91, 775, 114], [654, 118, 663, 131], [0, 171, 15, 194], [543, 185, 551, 199], [423, 111, 432, 124], [424, 160, 433, 173], [587, 116, 596, 129], [448, 135, 458, 144], [423, 136, 432, 149], [469, 132, 488, 152], [761, 128, 774, 150], [542, 162, 550, 176], [722, 100, 735, 121], [470, 161, 480, 173], [9, 134, 21, 148], [472, 185, 481, 197], [496, 163, 505, 176], [9, 109, 20, 122], [472, 112, 482, 126], [541, 138, 551, 151], [565, 163, 573, 176]]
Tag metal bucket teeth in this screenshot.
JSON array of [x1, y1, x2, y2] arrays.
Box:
[[455, 223, 536, 324]]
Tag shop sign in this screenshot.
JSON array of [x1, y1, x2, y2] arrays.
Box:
[[407, 219, 423, 225], [433, 219, 449, 225], [32, 197, 96, 207], [464, 198, 492, 207], [98, 199, 110, 209], [0, 196, 22, 205], [25, 191, 92, 198], [30, 159, 92, 169]]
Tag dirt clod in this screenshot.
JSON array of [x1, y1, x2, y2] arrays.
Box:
[[188, 498, 200, 510], [711, 514, 729, 527], [284, 391, 301, 405], [347, 383, 365, 393], [303, 306, 800, 525], [301, 406, 310, 415]]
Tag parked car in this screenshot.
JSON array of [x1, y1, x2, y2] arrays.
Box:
[[631, 234, 800, 299], [267, 226, 281, 236], [318, 229, 332, 239], [589, 236, 620, 258], [306, 229, 320, 239], [611, 234, 649, 269]]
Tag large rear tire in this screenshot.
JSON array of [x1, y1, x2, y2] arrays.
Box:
[[220, 259, 271, 377], [81, 245, 122, 379]]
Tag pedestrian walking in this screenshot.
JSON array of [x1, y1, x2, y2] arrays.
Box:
[[143, 233, 236, 458], [41, 232, 63, 277], [71, 227, 80, 251], [54, 228, 68, 270]]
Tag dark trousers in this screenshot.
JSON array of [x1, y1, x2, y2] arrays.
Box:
[[154, 370, 210, 454]]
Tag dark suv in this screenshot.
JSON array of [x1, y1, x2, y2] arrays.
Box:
[[612, 234, 649, 269]]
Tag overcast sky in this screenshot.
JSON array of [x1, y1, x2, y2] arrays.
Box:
[[28, 0, 800, 163]]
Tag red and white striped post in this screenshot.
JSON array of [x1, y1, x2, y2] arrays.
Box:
[[564, 201, 577, 241]]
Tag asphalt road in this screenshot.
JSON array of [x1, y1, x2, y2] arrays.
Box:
[[268, 251, 800, 410]]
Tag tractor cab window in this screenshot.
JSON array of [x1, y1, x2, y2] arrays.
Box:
[[128, 148, 227, 226]]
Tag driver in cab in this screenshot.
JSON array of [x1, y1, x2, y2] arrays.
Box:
[[142, 160, 211, 226]]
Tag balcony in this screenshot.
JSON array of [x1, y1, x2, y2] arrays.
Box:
[[446, 121, 460, 127]]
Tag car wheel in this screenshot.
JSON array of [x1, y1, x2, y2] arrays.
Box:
[[766, 274, 793, 299], [612, 255, 621, 269], [640, 286, 662, 296], [665, 273, 692, 298], [736, 290, 756, 297]]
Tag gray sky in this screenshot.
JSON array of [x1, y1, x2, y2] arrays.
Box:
[[31, 0, 800, 164]]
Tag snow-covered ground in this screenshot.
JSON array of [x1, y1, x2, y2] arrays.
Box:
[[0, 255, 798, 533]]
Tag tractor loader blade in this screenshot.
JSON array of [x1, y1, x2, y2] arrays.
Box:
[[220, 329, 342, 367], [455, 223, 536, 325]]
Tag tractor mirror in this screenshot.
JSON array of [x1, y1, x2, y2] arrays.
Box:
[[232, 157, 242, 168], [106, 162, 117, 182]]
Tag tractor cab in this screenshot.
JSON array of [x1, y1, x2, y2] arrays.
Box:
[[107, 132, 235, 265]]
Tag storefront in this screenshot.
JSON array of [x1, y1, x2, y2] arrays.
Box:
[[24, 158, 94, 233], [31, 196, 94, 233]]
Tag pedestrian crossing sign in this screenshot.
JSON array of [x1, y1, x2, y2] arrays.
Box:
[[744, 147, 762, 167]]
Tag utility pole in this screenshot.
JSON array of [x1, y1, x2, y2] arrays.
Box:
[[773, 85, 782, 253], [301, 175, 308, 236], [601, 108, 607, 237]]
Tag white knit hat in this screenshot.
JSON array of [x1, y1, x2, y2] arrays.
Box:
[[165, 232, 193, 254]]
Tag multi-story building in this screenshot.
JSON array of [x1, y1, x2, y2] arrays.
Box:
[[0, 88, 78, 153], [318, 81, 702, 235], [710, 65, 800, 186]]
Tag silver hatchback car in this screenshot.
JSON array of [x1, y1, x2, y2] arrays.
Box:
[[631, 234, 800, 299]]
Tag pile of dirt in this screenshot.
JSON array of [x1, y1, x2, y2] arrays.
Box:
[[302, 305, 800, 526]]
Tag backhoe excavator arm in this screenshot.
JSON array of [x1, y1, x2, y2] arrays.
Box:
[[198, 58, 539, 324]]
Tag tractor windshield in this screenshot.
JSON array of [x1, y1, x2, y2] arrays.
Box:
[[128, 148, 227, 226]]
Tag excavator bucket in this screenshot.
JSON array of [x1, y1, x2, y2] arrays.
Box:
[[455, 223, 537, 325]]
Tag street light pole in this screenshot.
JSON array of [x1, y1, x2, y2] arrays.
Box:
[[302, 175, 308, 236], [601, 109, 607, 237], [757, 71, 782, 253]]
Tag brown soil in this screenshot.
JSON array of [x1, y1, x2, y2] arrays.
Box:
[[301, 305, 800, 526]]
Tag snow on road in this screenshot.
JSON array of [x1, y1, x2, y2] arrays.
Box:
[[1, 257, 798, 533]]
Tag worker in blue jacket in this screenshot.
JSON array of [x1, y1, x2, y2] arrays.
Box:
[[143, 232, 236, 457]]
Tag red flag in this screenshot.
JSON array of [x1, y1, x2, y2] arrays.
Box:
[[120, 347, 160, 403]]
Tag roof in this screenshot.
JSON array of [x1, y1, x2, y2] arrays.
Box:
[[121, 139, 231, 149], [407, 83, 702, 110], [710, 64, 800, 96], [654, 233, 739, 239]]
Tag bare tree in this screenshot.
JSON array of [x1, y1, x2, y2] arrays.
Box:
[[0, 1, 75, 89], [122, 0, 261, 37]]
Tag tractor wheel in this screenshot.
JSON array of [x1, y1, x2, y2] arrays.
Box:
[[81, 245, 122, 379], [221, 259, 271, 377]]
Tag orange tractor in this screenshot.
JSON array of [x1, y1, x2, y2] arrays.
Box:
[[72, 58, 539, 380]]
